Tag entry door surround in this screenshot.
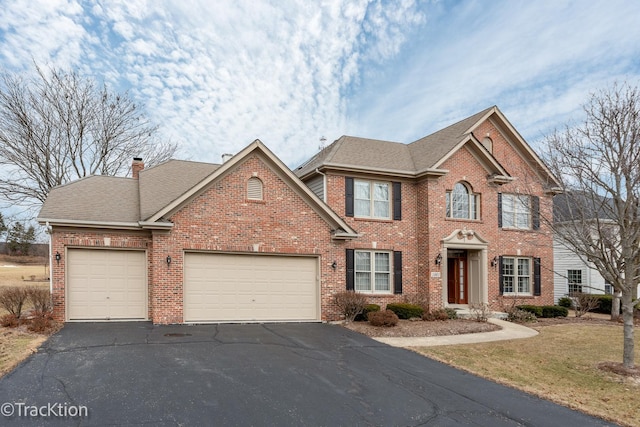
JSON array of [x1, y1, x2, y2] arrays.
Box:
[[440, 229, 489, 306]]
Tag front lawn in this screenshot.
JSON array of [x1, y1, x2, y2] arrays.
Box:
[[0, 328, 47, 377], [417, 322, 640, 426]]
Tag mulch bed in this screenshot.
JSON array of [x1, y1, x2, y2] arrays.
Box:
[[343, 319, 500, 338]]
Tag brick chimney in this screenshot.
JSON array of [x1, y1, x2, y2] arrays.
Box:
[[132, 157, 144, 179]]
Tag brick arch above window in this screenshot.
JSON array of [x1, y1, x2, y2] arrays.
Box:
[[247, 177, 263, 200]]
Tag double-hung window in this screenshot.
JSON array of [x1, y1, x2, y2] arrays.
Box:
[[502, 257, 532, 295], [354, 250, 391, 293], [354, 180, 390, 219], [501, 194, 531, 229], [446, 182, 479, 220], [567, 270, 583, 294]]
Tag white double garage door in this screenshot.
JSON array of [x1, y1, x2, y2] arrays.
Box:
[[67, 249, 319, 322]]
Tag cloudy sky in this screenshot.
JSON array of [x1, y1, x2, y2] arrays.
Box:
[[1, 0, 639, 170]]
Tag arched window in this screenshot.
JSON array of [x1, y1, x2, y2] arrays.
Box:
[[247, 177, 263, 200], [446, 182, 479, 219]]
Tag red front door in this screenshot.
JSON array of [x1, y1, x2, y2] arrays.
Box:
[[447, 255, 468, 304]]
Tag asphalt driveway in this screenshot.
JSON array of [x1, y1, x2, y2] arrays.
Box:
[[0, 322, 613, 426]]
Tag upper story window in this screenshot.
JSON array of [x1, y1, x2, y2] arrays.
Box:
[[446, 182, 479, 220], [501, 194, 531, 229], [247, 177, 263, 200], [354, 180, 390, 219]]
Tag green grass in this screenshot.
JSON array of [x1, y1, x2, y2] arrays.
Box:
[[416, 324, 640, 426]]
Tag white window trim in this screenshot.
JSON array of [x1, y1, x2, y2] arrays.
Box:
[[354, 250, 392, 294], [354, 179, 391, 220], [502, 194, 531, 230], [502, 256, 532, 296], [446, 182, 479, 220]]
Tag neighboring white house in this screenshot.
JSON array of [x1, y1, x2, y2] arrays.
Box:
[[553, 236, 612, 304]]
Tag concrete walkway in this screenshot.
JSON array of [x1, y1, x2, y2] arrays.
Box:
[[374, 318, 539, 347]]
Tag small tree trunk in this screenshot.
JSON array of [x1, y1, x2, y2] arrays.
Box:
[[621, 291, 635, 369], [612, 291, 621, 321]]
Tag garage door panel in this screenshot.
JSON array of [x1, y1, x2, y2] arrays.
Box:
[[67, 249, 147, 321], [184, 253, 318, 322]]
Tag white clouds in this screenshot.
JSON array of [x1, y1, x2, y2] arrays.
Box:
[[0, 0, 638, 171]]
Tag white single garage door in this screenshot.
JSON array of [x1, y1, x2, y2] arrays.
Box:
[[67, 249, 147, 321], [184, 253, 319, 322]]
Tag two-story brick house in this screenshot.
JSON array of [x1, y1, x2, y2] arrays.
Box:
[[296, 106, 559, 315], [38, 106, 559, 324]]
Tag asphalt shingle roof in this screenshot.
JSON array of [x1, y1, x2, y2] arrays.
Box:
[[295, 106, 494, 177]]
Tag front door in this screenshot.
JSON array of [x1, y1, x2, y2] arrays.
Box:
[[447, 252, 468, 304]]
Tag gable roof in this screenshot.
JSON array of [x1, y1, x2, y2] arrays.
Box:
[[296, 106, 559, 189], [139, 160, 220, 220], [37, 140, 358, 238]]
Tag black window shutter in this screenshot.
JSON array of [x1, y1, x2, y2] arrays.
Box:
[[345, 177, 354, 217], [497, 193, 503, 228], [498, 256, 504, 295], [346, 249, 355, 291], [393, 182, 402, 220], [532, 196, 540, 230], [533, 257, 541, 296], [393, 251, 403, 294]]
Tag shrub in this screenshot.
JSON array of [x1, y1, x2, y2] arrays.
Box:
[[0, 286, 29, 318], [401, 293, 429, 311], [368, 310, 399, 327], [26, 287, 51, 313], [334, 291, 367, 322], [469, 302, 491, 322], [386, 303, 424, 319], [516, 305, 543, 317], [541, 305, 569, 318], [355, 304, 380, 321], [569, 292, 600, 318], [444, 308, 458, 319], [557, 297, 573, 308], [0, 313, 20, 328], [27, 311, 56, 333], [507, 308, 537, 323], [594, 295, 614, 314], [422, 308, 449, 321]]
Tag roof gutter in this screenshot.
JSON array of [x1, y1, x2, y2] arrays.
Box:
[[37, 217, 175, 231]]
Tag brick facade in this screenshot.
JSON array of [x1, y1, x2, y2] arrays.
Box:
[[47, 112, 555, 324]]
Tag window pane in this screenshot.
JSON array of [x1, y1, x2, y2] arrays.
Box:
[[374, 273, 390, 291], [355, 272, 371, 291], [502, 195, 515, 227], [373, 201, 389, 218], [452, 183, 469, 218], [518, 259, 530, 276], [518, 277, 530, 293], [470, 194, 477, 219], [374, 253, 390, 272], [373, 183, 388, 201], [502, 258, 514, 276], [355, 181, 370, 199], [516, 212, 530, 228], [354, 181, 370, 216], [446, 192, 451, 217], [355, 200, 370, 216], [355, 251, 370, 271], [503, 276, 514, 293]]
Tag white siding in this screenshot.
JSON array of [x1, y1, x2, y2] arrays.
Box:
[[553, 236, 607, 303]]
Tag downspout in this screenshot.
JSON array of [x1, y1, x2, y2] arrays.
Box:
[[46, 221, 52, 294], [315, 168, 327, 202]]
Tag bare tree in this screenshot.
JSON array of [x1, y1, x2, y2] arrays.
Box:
[[543, 82, 640, 369], [0, 64, 177, 207]]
